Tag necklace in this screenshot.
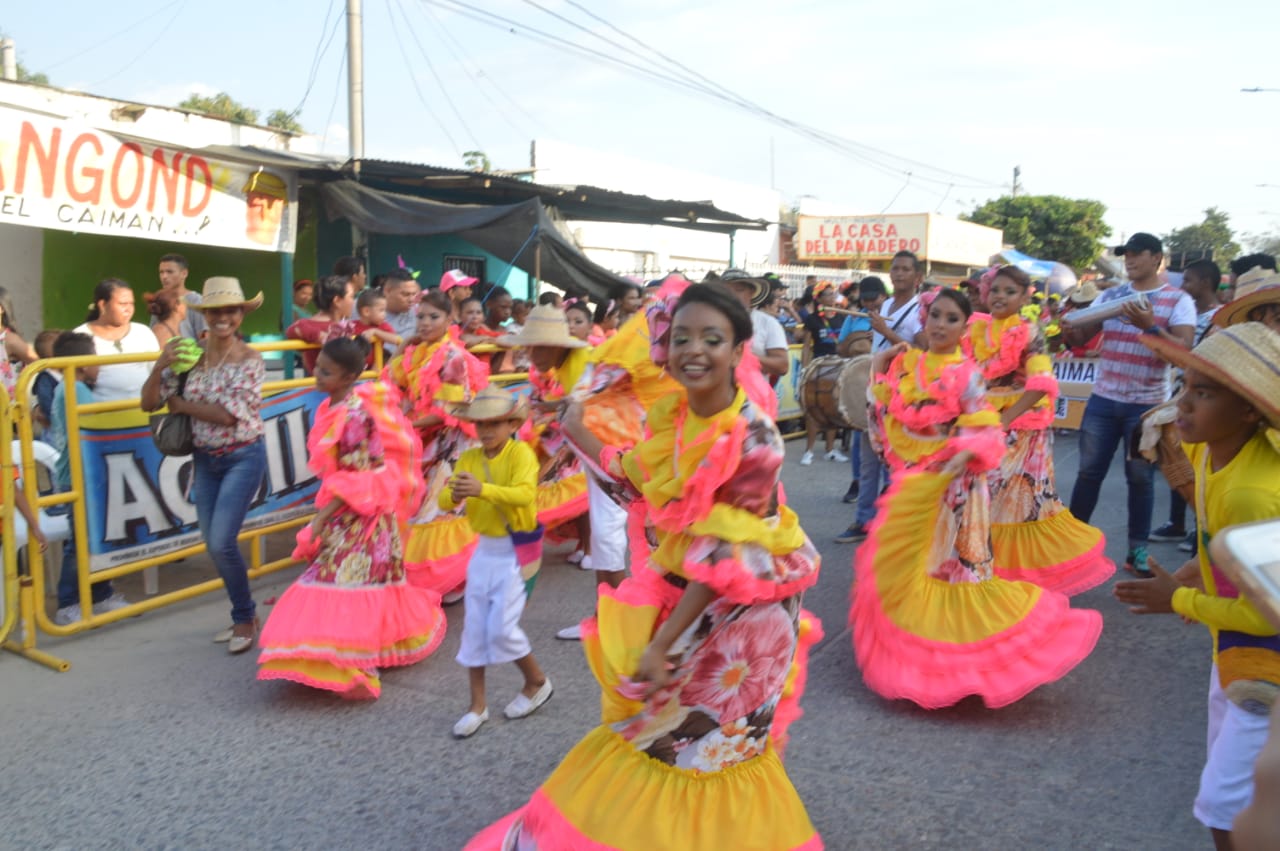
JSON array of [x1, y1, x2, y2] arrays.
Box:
[[205, 343, 235, 370]]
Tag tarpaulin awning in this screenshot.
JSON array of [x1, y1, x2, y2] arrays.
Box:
[[319, 181, 629, 299]]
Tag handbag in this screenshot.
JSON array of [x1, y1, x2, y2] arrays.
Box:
[[150, 372, 194, 456], [482, 457, 544, 596]]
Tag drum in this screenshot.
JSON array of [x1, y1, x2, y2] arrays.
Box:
[[798, 355, 872, 430]]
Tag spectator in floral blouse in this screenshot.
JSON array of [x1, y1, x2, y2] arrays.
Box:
[[142, 278, 267, 656]]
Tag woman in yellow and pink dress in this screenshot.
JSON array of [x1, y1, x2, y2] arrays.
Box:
[[851, 287, 1100, 709], [467, 283, 823, 851], [383, 289, 489, 600], [964, 266, 1115, 595], [257, 337, 446, 698]]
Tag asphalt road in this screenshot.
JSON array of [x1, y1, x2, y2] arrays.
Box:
[[1, 431, 1213, 850]]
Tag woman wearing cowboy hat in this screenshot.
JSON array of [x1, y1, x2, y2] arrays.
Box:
[[142, 277, 267, 655]]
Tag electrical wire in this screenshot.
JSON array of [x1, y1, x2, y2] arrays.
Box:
[[386, 0, 463, 155], [290, 0, 345, 120], [392, 0, 483, 151], [423, 0, 1005, 192], [89, 0, 189, 88], [42, 0, 186, 71], [321, 39, 349, 152]]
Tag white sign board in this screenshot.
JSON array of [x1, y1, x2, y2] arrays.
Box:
[[796, 214, 926, 261], [0, 106, 297, 252]]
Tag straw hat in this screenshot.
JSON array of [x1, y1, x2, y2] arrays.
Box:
[[1068, 280, 1100, 305], [719, 268, 770, 308], [1142, 322, 1280, 430], [192, 277, 263, 312], [1213, 266, 1280, 329], [495, 304, 587, 349], [447, 384, 528, 422]]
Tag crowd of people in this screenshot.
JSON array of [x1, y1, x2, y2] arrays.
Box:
[[5, 235, 1280, 849]]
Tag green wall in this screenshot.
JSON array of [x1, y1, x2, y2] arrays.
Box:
[[40, 213, 318, 337]]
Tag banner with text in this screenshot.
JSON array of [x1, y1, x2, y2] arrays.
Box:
[[78, 387, 324, 571], [796, 214, 926, 262], [0, 105, 298, 252], [1051, 356, 1098, 430]]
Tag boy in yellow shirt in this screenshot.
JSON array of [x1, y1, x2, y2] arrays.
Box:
[[442, 384, 552, 738], [1115, 322, 1280, 849]]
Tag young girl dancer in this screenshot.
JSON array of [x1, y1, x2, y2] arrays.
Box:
[[443, 384, 552, 738], [965, 267, 1115, 594], [850, 288, 1101, 709], [383, 290, 489, 601], [467, 283, 823, 851], [257, 337, 446, 698]]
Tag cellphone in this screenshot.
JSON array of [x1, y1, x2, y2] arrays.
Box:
[[1209, 518, 1280, 630]]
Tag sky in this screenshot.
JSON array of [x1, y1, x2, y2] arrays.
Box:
[[6, 0, 1280, 251]]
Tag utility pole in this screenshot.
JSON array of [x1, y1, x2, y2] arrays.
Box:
[[1012, 165, 1022, 197], [347, 0, 365, 160]]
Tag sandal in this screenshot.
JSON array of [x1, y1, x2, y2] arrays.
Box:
[[227, 619, 259, 655]]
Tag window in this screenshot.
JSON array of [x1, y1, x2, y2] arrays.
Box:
[[444, 255, 486, 284]]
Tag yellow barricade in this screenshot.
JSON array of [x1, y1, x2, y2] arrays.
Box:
[[1, 385, 17, 648]]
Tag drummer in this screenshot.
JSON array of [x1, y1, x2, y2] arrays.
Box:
[[799, 281, 849, 467], [834, 277, 889, 504]]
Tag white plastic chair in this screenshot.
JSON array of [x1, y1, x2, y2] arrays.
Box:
[[9, 440, 71, 593]]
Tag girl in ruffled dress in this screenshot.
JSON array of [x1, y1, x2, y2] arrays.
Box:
[[257, 337, 446, 698], [850, 287, 1101, 709], [383, 290, 489, 601], [964, 266, 1115, 594], [467, 283, 823, 851]]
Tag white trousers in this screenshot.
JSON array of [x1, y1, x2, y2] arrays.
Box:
[[1194, 664, 1272, 830], [455, 536, 532, 668], [586, 473, 628, 573]]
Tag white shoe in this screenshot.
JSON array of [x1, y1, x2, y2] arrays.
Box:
[[578, 555, 594, 571], [825, 449, 849, 462], [53, 604, 82, 626], [504, 679, 553, 719], [800, 451, 814, 466], [566, 549, 585, 565], [556, 624, 583, 640], [92, 593, 130, 615], [452, 709, 489, 738], [442, 590, 465, 605], [213, 625, 235, 643]]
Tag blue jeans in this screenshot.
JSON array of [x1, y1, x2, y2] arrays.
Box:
[[854, 430, 883, 527], [51, 503, 113, 609], [849, 433, 862, 480], [1068, 394, 1155, 548], [192, 440, 265, 625]]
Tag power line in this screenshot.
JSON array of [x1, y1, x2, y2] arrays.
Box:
[[291, 0, 345, 120], [392, 0, 483, 151], [386, 0, 463, 155], [90, 0, 189, 88], [42, 0, 186, 71], [321, 38, 349, 152]]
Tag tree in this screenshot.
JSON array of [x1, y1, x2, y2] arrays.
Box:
[[177, 92, 305, 134], [463, 150, 491, 172], [963, 194, 1112, 271], [1164, 207, 1240, 267]]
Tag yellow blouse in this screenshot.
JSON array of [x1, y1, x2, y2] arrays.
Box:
[[439, 438, 539, 536]]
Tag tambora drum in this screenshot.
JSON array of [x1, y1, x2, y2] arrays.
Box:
[[798, 354, 872, 431]]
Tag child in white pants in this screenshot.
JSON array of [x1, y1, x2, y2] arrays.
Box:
[[442, 385, 552, 738]]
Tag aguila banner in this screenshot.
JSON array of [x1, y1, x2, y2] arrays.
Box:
[[0, 105, 298, 252]]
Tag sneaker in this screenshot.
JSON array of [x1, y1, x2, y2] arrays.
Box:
[[835, 523, 869, 544], [1124, 546, 1152, 578], [556, 624, 583, 641], [577, 555, 594, 571], [842, 481, 860, 504], [504, 679, 554, 719], [1149, 522, 1187, 542], [566, 549, 585, 565], [442, 590, 465, 606], [53, 604, 82, 626], [452, 709, 489, 738], [800, 451, 814, 466], [91, 593, 129, 615], [1178, 531, 1197, 554], [825, 449, 850, 462]]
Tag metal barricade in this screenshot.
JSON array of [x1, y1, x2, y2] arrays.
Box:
[[1, 385, 17, 647]]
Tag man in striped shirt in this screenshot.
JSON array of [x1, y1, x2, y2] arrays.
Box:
[[1064, 232, 1195, 574]]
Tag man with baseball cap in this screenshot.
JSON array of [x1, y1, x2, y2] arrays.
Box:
[[1064, 232, 1195, 574], [440, 268, 478, 316]]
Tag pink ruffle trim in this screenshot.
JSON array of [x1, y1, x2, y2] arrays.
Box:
[[947, 430, 1007, 474], [772, 609, 823, 756], [405, 542, 475, 595], [680, 550, 820, 606], [992, 526, 1117, 597], [257, 665, 381, 700]]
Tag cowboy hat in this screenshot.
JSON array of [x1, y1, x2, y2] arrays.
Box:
[[495, 304, 587, 349], [718, 268, 770, 308], [1068, 280, 1100, 305], [1213, 266, 1280, 329], [1142, 321, 1280, 430], [447, 384, 528, 422], [192, 277, 264, 312]]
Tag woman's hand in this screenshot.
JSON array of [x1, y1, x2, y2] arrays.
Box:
[[872, 342, 908, 375], [633, 642, 673, 698], [166, 394, 186, 414]]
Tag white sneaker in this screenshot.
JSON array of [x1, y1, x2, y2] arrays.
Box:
[[800, 451, 814, 466], [556, 623, 583, 640], [452, 709, 489, 738], [92, 593, 130, 615], [53, 604, 82, 626], [566, 549, 585, 565], [578, 555, 594, 571], [504, 679, 553, 719], [825, 449, 849, 462]]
